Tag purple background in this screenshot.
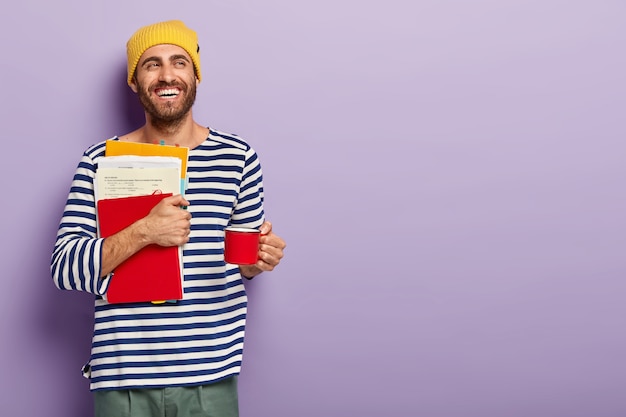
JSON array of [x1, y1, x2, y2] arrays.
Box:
[[1, 1, 625, 416]]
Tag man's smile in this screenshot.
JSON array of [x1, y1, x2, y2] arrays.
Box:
[[155, 88, 181, 98]]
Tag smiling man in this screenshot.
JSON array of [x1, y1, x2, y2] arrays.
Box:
[[51, 20, 286, 417]]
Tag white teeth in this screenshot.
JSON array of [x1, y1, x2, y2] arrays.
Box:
[[157, 89, 179, 97]]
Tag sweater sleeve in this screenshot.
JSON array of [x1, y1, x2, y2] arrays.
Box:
[[230, 145, 265, 229], [50, 147, 110, 295]]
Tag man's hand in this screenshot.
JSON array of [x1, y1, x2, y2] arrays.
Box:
[[140, 194, 192, 247], [100, 194, 190, 277], [239, 221, 286, 279]]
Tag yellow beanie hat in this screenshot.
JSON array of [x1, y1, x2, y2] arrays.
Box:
[[126, 20, 201, 86]]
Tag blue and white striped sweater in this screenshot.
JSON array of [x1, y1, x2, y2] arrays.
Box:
[[51, 129, 264, 390]]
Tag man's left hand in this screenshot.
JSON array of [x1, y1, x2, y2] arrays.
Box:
[[239, 221, 286, 279]]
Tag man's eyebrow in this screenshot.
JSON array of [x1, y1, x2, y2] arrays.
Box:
[[141, 56, 162, 66], [170, 54, 190, 62]]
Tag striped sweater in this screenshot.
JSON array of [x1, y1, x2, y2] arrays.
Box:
[[50, 129, 265, 391]]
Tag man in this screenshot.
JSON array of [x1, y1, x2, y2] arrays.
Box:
[[50, 20, 286, 417]]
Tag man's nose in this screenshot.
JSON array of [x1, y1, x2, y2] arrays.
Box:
[[158, 64, 176, 83]]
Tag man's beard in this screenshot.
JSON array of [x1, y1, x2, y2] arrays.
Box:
[[137, 80, 196, 129]]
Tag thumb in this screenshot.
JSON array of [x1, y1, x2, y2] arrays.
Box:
[[259, 221, 272, 235]]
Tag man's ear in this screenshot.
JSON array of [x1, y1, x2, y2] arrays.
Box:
[[129, 76, 138, 93]]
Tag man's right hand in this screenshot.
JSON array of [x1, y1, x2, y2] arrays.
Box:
[[100, 194, 191, 277], [139, 194, 192, 247]]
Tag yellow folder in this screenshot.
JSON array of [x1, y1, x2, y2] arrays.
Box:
[[105, 140, 189, 180]]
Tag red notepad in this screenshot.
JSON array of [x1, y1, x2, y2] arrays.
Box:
[[97, 193, 183, 304]]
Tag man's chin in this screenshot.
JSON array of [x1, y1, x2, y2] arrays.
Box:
[[148, 103, 185, 119], [152, 112, 187, 124], [138, 88, 196, 125]]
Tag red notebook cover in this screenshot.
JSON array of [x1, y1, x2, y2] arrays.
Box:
[[97, 193, 183, 304]]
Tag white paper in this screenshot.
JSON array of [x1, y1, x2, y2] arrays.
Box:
[[95, 156, 182, 200]]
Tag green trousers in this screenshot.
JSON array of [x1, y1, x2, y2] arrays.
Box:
[[93, 376, 239, 417]]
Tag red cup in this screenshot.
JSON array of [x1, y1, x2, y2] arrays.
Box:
[[224, 227, 260, 265]]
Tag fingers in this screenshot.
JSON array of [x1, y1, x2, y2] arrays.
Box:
[[144, 195, 192, 246], [256, 232, 286, 271], [259, 232, 286, 251], [163, 194, 190, 208], [154, 195, 192, 217]]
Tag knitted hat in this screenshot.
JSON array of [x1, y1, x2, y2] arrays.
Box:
[[126, 20, 201, 85]]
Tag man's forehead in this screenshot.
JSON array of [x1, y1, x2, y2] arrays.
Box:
[[140, 44, 191, 61]]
